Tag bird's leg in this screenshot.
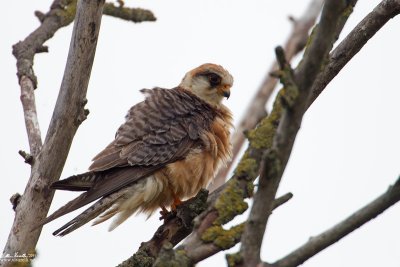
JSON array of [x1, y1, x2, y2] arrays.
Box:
[[159, 190, 183, 221], [171, 197, 182, 211], [170, 189, 183, 211]]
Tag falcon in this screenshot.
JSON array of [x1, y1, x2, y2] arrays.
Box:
[[40, 63, 234, 236]]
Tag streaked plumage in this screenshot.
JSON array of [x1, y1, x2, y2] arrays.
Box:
[[40, 63, 234, 236]]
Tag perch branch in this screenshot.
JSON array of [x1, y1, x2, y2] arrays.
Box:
[[2, 0, 105, 264], [267, 177, 400, 267], [209, 0, 324, 192], [117, 190, 208, 267], [118, 192, 293, 266]]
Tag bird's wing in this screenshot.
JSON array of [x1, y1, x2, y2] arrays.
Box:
[[40, 88, 216, 228], [89, 87, 217, 171]]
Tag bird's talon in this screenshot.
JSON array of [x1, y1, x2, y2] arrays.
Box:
[[159, 206, 177, 221], [159, 206, 169, 220]]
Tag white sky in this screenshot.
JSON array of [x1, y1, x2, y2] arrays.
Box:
[[1, 1, 400, 266]]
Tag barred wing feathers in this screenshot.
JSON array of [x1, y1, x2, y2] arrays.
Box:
[[89, 87, 216, 171]]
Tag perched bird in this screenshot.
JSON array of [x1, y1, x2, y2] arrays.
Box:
[[40, 63, 234, 236]]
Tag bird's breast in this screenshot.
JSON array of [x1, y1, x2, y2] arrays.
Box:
[[164, 112, 232, 200]]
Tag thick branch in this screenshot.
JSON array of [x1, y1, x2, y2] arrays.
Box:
[[268, 177, 400, 267], [208, 0, 324, 192], [2, 0, 105, 264]]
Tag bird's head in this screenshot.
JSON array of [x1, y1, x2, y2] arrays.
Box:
[[179, 63, 233, 106]]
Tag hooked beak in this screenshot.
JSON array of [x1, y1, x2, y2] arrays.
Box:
[[218, 85, 231, 99], [223, 90, 230, 99]]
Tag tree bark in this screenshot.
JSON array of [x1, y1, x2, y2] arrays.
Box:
[[2, 0, 105, 265]]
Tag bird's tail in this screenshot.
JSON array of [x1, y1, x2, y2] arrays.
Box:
[[52, 189, 126, 236], [51, 171, 102, 191], [31, 172, 103, 232]]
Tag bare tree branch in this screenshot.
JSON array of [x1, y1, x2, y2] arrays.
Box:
[[309, 0, 400, 106], [239, 1, 352, 266], [209, 0, 324, 192], [12, 0, 155, 161], [2, 0, 106, 264], [12, 0, 78, 158], [266, 177, 400, 267], [18, 76, 42, 157]]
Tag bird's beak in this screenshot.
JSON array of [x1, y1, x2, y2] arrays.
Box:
[[223, 90, 230, 99], [218, 86, 231, 99]]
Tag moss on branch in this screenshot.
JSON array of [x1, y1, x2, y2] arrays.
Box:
[[214, 179, 249, 226], [226, 252, 243, 267], [153, 244, 191, 267], [201, 223, 244, 250]]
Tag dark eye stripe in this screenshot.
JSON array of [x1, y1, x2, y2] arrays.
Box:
[[196, 71, 222, 87], [208, 73, 221, 87]]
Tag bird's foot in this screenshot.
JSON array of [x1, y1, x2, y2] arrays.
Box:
[[159, 206, 175, 221]]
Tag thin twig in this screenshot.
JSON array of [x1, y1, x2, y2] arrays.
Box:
[[268, 177, 400, 267], [208, 0, 324, 192], [18, 150, 34, 165], [103, 3, 156, 22]]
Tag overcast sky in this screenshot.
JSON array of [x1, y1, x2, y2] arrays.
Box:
[[1, 1, 400, 266]]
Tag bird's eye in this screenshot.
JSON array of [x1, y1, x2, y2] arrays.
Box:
[[208, 73, 222, 87]]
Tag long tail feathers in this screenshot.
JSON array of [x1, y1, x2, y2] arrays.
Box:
[[33, 166, 156, 235], [31, 172, 102, 232], [51, 172, 101, 191], [52, 190, 124, 236]]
